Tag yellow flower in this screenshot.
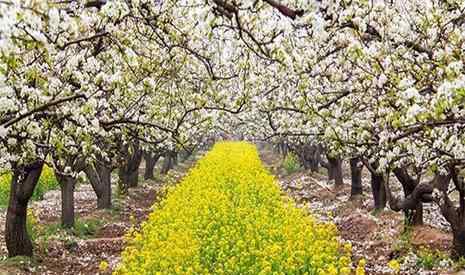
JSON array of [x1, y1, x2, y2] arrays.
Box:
[[115, 142, 353, 274], [99, 260, 109, 271], [343, 242, 352, 253], [356, 258, 366, 275], [388, 259, 401, 274]]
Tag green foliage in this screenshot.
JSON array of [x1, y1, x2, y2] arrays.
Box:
[[0, 171, 10, 207], [392, 226, 413, 255], [282, 152, 301, 175], [109, 196, 123, 217], [39, 222, 62, 243], [0, 166, 59, 207], [72, 218, 103, 238], [32, 166, 59, 201], [26, 210, 39, 243], [453, 257, 465, 270], [416, 248, 448, 270], [0, 255, 35, 269], [41, 217, 103, 240]]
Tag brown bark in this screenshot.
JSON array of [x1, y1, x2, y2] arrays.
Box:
[[118, 168, 138, 192], [144, 152, 160, 180], [327, 156, 343, 186], [438, 170, 465, 258], [309, 145, 322, 172], [453, 228, 465, 258], [320, 159, 334, 180], [5, 161, 44, 257], [85, 163, 112, 209], [370, 171, 386, 210], [96, 164, 111, 209], [161, 152, 175, 175], [298, 144, 321, 172], [55, 173, 76, 228], [350, 157, 363, 199], [118, 142, 143, 190], [392, 167, 426, 226]]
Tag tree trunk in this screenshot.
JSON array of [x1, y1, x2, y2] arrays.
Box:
[[144, 152, 159, 180], [5, 162, 44, 257], [320, 159, 333, 181], [161, 152, 174, 175], [96, 163, 111, 209], [56, 173, 76, 228], [350, 158, 363, 199], [118, 168, 137, 192], [128, 168, 139, 188], [173, 152, 178, 166], [328, 156, 343, 186], [85, 163, 112, 209], [118, 143, 142, 189], [453, 227, 465, 258], [309, 145, 321, 172], [117, 170, 128, 195], [371, 171, 386, 210], [393, 167, 424, 226], [181, 149, 194, 162], [279, 142, 288, 157]]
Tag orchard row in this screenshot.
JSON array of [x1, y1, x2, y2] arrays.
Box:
[[0, 0, 464, 260]]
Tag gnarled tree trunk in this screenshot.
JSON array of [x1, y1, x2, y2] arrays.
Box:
[[118, 142, 143, 191], [393, 167, 424, 226], [436, 171, 465, 258], [6, 161, 44, 257], [85, 162, 112, 209]]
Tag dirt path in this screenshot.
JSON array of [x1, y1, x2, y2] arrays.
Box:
[[0, 154, 202, 275], [259, 148, 457, 275]]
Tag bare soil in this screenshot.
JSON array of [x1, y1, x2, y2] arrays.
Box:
[[259, 148, 460, 275]]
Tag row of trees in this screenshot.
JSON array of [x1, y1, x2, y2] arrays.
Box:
[[2, 0, 465, 262], [233, 0, 465, 258], [0, 0, 254, 257]]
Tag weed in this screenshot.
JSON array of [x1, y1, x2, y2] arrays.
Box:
[[282, 152, 301, 175], [392, 226, 413, 255], [416, 248, 448, 270]]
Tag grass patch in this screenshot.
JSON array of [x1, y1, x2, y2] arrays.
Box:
[[416, 248, 449, 270], [282, 152, 301, 175], [0, 255, 36, 269], [72, 218, 103, 238], [36, 216, 104, 245], [392, 226, 413, 255]]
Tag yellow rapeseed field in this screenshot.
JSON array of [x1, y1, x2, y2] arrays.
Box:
[[115, 142, 352, 275]]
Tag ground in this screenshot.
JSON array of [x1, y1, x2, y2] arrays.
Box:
[[0, 147, 463, 274], [259, 146, 462, 275]]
